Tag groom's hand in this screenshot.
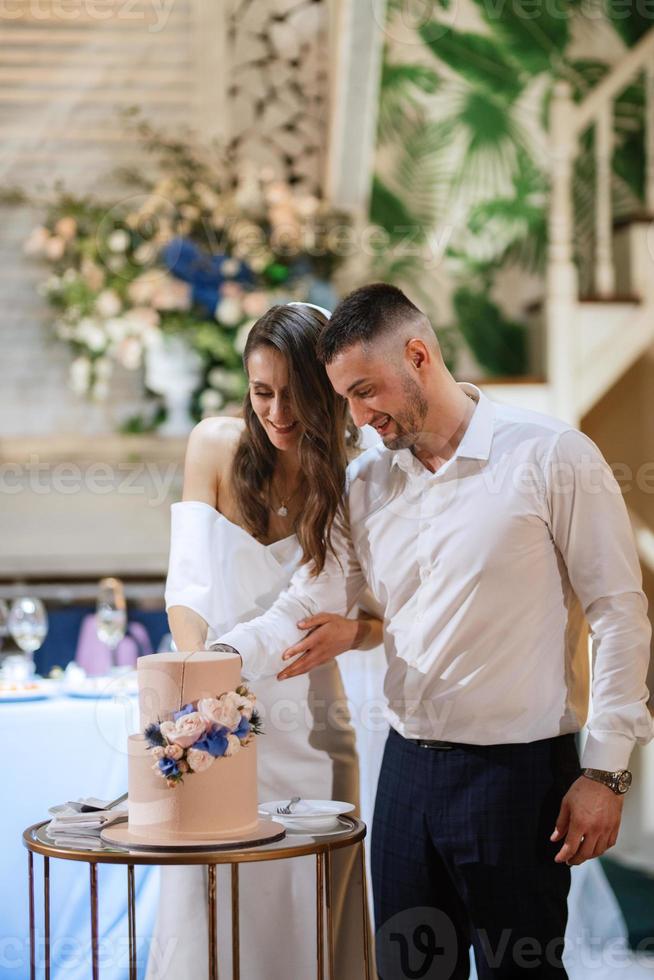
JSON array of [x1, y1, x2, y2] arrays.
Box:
[[276, 613, 360, 680], [551, 775, 623, 865]]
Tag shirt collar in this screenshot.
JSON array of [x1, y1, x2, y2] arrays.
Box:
[[390, 382, 495, 475]]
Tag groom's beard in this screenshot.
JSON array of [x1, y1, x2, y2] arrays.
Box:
[[382, 375, 429, 451]]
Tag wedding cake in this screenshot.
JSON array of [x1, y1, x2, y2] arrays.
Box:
[[101, 650, 285, 850]]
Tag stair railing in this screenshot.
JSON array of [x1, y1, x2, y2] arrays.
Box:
[[546, 28, 654, 422]]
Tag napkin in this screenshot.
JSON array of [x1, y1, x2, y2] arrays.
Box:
[[47, 797, 127, 848]]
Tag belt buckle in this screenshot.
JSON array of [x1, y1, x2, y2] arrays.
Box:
[[417, 739, 453, 751]]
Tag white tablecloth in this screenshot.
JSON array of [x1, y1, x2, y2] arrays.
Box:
[[0, 693, 158, 980]]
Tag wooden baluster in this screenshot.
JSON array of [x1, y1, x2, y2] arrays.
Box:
[[595, 100, 615, 296], [547, 79, 580, 425], [645, 61, 654, 214]]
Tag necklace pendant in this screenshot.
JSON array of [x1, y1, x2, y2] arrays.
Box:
[[277, 505, 288, 517]]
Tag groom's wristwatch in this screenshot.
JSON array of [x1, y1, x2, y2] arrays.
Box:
[[581, 768, 632, 795], [209, 642, 242, 664]]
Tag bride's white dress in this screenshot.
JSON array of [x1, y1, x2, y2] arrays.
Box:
[[145, 500, 366, 980]]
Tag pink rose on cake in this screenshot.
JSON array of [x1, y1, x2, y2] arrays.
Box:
[[186, 747, 214, 773], [160, 711, 207, 748], [198, 695, 241, 731]]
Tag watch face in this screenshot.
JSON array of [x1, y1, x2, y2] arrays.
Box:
[[617, 771, 633, 794]]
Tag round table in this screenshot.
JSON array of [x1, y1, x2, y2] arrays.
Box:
[[23, 817, 372, 980]]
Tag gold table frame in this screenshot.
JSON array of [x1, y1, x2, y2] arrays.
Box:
[[23, 817, 372, 980]]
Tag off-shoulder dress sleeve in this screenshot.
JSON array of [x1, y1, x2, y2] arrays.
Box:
[[164, 500, 221, 630]]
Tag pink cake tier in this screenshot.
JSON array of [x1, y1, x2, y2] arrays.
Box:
[[103, 651, 284, 850]]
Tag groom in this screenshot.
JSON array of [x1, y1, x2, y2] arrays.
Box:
[[214, 283, 652, 978]]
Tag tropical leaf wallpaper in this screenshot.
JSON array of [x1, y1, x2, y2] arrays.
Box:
[[371, 0, 654, 377]]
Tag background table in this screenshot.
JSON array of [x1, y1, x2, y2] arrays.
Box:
[[1, 693, 159, 980]]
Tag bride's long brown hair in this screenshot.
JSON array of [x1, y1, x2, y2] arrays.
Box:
[[231, 304, 350, 576]]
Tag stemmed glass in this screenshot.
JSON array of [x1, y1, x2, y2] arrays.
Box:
[[95, 577, 127, 670], [6, 597, 49, 679], [0, 599, 9, 651]]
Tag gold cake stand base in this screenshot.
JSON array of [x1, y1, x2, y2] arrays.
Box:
[[23, 816, 372, 980]]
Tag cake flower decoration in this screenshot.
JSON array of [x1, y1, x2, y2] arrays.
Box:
[[144, 685, 261, 787]]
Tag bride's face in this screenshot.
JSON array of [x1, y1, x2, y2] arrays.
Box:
[[247, 346, 301, 451]]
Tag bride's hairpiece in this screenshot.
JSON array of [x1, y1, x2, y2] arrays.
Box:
[[286, 301, 332, 320]]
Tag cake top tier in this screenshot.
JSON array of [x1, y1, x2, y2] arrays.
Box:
[[138, 650, 242, 728]]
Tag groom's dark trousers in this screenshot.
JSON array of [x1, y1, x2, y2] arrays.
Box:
[[372, 727, 582, 979]]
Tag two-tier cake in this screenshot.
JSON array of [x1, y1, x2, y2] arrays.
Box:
[[101, 650, 285, 851]]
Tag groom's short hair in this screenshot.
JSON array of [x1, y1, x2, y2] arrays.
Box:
[[317, 282, 424, 364]]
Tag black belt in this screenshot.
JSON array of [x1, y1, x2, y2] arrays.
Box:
[[407, 738, 456, 750]]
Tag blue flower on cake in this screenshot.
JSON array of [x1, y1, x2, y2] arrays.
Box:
[[193, 727, 229, 758]]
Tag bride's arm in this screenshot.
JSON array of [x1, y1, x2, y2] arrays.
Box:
[[165, 418, 242, 650]]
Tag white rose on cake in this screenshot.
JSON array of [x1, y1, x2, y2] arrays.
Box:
[[224, 734, 241, 757], [186, 748, 214, 773], [161, 711, 207, 748], [198, 695, 241, 731]]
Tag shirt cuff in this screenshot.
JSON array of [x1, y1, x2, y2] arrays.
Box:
[[213, 624, 263, 681], [580, 730, 637, 771]]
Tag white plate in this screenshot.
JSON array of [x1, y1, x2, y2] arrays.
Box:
[[0, 680, 59, 703], [283, 817, 353, 838], [258, 799, 355, 832]]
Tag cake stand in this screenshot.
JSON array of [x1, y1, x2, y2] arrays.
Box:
[[23, 816, 372, 980]]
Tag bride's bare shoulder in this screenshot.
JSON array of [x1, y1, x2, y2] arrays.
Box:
[[188, 415, 244, 454], [182, 416, 245, 501]]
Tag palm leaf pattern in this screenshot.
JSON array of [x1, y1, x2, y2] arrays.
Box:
[[369, 3, 654, 375]]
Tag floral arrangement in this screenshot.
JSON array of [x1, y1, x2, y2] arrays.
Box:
[[24, 121, 349, 429], [144, 685, 262, 787]]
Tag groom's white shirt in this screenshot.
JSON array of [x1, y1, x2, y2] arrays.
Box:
[[217, 382, 653, 771]]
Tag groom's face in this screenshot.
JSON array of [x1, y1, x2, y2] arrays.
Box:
[[326, 343, 428, 451]]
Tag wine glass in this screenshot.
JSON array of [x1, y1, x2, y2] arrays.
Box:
[[0, 599, 8, 651], [95, 578, 127, 670], [7, 597, 49, 678]]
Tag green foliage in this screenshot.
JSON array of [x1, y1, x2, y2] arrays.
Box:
[[604, 0, 654, 45], [369, 175, 421, 242], [419, 26, 523, 101], [452, 287, 528, 376], [469, 0, 570, 74]]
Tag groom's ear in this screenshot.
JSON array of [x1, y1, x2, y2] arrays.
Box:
[[405, 338, 430, 370]]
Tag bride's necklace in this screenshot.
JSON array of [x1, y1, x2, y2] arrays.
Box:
[[269, 477, 302, 518]]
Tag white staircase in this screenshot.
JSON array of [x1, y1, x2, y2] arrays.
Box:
[[484, 28, 654, 426], [548, 28, 654, 426]]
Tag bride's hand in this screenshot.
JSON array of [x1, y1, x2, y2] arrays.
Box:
[[276, 613, 361, 680]]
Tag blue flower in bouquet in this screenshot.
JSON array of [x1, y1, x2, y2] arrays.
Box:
[[158, 757, 180, 778], [194, 725, 229, 758], [173, 703, 195, 721], [161, 238, 254, 317], [234, 715, 250, 741]]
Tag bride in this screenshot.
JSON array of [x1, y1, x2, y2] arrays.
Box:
[[148, 301, 382, 979]]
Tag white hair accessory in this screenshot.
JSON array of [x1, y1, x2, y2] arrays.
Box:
[[287, 301, 332, 320]]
